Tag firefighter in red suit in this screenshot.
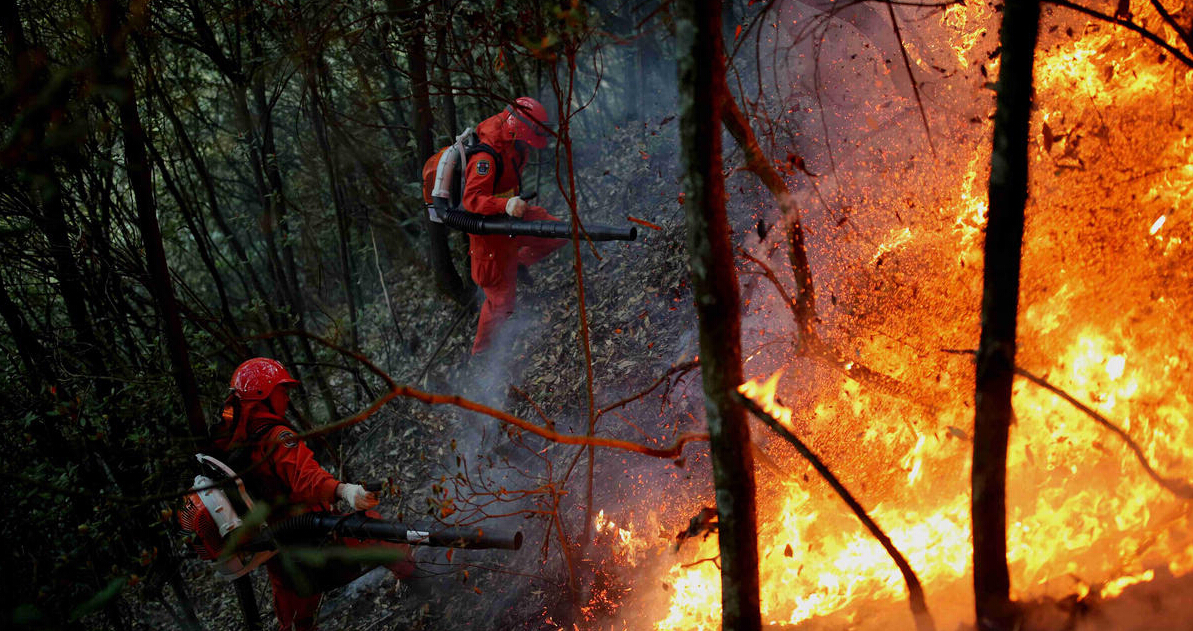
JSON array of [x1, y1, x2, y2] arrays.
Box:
[[463, 97, 567, 354], [213, 358, 414, 631]]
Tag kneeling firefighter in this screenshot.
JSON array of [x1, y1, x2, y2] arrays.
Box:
[[211, 358, 415, 631]]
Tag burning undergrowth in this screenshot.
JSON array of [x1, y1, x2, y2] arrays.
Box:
[[575, 1, 1193, 630], [382, 3, 1193, 629]]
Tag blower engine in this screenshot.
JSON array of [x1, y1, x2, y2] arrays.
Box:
[[177, 454, 276, 580]]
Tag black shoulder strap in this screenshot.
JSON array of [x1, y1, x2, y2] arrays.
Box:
[[249, 421, 295, 443], [223, 421, 293, 468], [464, 142, 504, 189]]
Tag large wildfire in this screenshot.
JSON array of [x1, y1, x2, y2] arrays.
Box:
[[590, 1, 1193, 629]]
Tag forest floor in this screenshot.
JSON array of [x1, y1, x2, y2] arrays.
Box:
[[149, 116, 703, 631], [142, 112, 1193, 631]]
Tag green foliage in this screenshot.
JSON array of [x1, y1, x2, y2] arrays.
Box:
[[68, 578, 127, 622], [9, 604, 45, 628]]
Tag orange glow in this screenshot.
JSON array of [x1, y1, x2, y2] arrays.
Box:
[[1100, 569, 1155, 599], [592, 3, 1193, 630]]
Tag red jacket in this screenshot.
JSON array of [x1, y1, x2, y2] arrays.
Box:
[[214, 403, 339, 512], [461, 112, 527, 216], [250, 421, 339, 511]]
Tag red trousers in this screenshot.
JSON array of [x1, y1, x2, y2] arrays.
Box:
[[469, 206, 567, 354], [266, 513, 415, 631]]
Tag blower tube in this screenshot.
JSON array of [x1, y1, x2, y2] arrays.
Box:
[[439, 208, 637, 242], [252, 512, 522, 551]]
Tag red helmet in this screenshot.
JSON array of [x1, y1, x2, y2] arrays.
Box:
[[230, 358, 298, 401], [502, 96, 552, 149]]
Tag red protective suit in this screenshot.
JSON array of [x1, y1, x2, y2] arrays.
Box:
[[216, 404, 413, 631], [462, 113, 567, 354]]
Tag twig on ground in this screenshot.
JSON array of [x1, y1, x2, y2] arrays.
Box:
[[415, 300, 475, 386], [595, 360, 699, 420]]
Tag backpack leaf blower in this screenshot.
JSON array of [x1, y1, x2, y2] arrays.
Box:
[[178, 454, 521, 582], [427, 128, 637, 242]]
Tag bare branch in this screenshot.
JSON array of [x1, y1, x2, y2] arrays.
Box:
[[251, 330, 707, 459], [1045, 0, 1193, 67], [737, 248, 919, 410], [1146, 0, 1193, 53], [1015, 366, 1193, 500], [595, 360, 700, 420], [721, 93, 816, 339], [734, 391, 936, 631], [884, 2, 936, 156]]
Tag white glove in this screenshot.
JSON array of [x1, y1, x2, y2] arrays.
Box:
[[336, 483, 378, 511], [505, 196, 527, 218]]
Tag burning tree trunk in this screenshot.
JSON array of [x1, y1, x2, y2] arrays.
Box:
[[973, 0, 1040, 627], [677, 2, 762, 630]]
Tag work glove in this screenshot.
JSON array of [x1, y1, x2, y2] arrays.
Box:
[[504, 196, 527, 218], [336, 483, 378, 511]]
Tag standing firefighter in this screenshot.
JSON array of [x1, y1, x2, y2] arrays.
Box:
[[424, 97, 568, 355], [212, 358, 414, 631]]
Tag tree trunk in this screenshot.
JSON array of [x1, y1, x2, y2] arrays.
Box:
[[101, 0, 208, 442], [3, 6, 108, 382], [145, 127, 244, 349], [398, 0, 471, 306], [972, 0, 1040, 628], [677, 1, 762, 630], [180, 0, 304, 372], [1, 8, 102, 379], [244, 4, 339, 424], [0, 279, 51, 392], [304, 61, 363, 357], [434, 0, 459, 140]]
